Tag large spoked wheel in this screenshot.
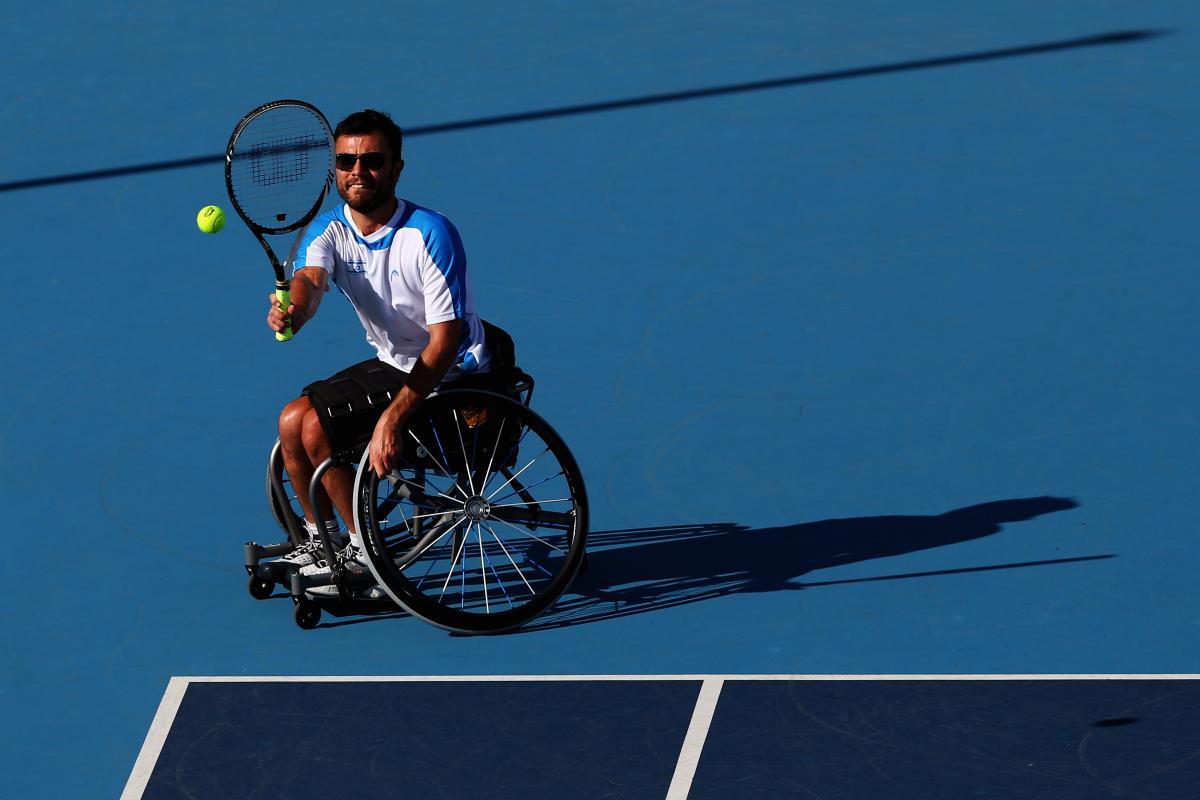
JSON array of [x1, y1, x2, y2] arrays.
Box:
[[266, 440, 305, 541], [354, 390, 588, 634]]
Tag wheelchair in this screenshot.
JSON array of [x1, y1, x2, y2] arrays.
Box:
[[243, 323, 589, 634]]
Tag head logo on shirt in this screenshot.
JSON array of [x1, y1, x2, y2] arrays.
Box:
[[390, 269, 399, 281]]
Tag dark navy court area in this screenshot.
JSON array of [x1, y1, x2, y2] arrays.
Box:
[[130, 677, 1200, 799], [693, 678, 1200, 799], [139, 679, 701, 800], [1, 1, 1198, 797]]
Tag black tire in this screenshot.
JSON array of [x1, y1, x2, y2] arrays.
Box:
[[293, 599, 321, 629], [267, 440, 305, 541], [354, 390, 588, 634], [248, 574, 275, 599]]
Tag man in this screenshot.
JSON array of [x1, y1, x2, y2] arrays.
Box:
[[267, 108, 490, 576]]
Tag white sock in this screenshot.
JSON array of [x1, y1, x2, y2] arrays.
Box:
[[348, 531, 364, 552], [303, 521, 320, 540]]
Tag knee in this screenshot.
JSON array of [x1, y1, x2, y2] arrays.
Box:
[[300, 407, 330, 460], [279, 397, 312, 447]]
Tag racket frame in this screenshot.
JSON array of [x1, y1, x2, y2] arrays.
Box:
[[224, 99, 335, 341]]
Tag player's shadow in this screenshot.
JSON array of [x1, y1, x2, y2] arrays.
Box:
[[526, 496, 1102, 631]]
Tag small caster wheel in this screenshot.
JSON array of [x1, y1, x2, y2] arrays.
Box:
[[294, 600, 321, 630], [248, 574, 275, 600]]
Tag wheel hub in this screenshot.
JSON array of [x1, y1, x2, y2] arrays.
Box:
[[465, 497, 491, 521]]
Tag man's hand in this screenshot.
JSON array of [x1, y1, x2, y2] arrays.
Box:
[[266, 267, 327, 335], [267, 293, 296, 334], [369, 406, 406, 478]]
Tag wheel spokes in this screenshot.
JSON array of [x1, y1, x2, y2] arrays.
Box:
[[361, 392, 586, 626]]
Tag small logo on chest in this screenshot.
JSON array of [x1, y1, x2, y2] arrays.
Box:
[[390, 269, 399, 281], [345, 259, 367, 275]]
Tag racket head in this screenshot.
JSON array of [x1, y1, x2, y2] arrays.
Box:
[[224, 99, 334, 235]]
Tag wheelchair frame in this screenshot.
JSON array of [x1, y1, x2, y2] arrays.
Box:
[[244, 364, 590, 633]]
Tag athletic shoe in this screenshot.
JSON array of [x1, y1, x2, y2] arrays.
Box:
[[272, 539, 321, 568], [299, 543, 369, 578]]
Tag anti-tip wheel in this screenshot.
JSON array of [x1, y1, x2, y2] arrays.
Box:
[[248, 574, 275, 600], [293, 600, 321, 630]]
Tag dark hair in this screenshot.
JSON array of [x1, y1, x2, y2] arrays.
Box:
[[334, 109, 403, 161]]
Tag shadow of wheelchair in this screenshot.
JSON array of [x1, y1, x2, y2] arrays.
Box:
[[525, 496, 1107, 632]]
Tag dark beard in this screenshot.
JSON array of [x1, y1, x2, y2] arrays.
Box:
[[340, 179, 395, 214]]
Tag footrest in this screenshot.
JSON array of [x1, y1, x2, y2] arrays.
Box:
[[245, 540, 294, 567], [304, 585, 400, 618]]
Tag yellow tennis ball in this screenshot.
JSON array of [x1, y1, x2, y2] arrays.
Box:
[[197, 205, 226, 234]]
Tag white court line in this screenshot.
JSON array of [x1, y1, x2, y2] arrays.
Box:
[[124, 674, 1200, 798], [121, 677, 189, 800], [179, 673, 1200, 682], [665, 678, 723, 800]]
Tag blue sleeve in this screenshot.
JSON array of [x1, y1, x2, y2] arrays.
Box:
[[411, 209, 469, 322], [290, 211, 340, 277]]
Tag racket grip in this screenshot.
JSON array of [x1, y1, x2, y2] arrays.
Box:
[[275, 283, 294, 342]]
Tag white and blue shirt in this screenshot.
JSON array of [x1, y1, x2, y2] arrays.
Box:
[[290, 200, 488, 378]]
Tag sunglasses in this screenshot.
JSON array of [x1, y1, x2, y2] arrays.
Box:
[[335, 152, 388, 171]]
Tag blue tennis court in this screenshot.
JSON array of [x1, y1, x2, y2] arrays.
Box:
[[1, 1, 1197, 797]]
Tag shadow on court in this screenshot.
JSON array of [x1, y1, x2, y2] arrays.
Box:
[[0, 30, 1163, 192], [528, 496, 1106, 631]]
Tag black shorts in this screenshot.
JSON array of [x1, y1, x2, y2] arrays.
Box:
[[302, 359, 504, 459]]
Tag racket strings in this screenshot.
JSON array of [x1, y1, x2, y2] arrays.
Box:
[[247, 134, 316, 187], [229, 105, 332, 231]]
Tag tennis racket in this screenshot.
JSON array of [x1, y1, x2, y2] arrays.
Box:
[[225, 99, 334, 341]]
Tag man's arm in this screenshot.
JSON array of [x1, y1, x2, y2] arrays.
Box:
[[368, 319, 463, 477], [267, 267, 328, 335]]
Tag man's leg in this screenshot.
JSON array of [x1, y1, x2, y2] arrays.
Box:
[[278, 396, 322, 523], [282, 358, 412, 560], [298, 404, 358, 535], [279, 395, 361, 534], [274, 396, 343, 566]]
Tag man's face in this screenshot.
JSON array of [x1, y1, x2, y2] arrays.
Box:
[[334, 131, 403, 214]]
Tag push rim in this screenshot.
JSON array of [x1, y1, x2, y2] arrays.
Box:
[[354, 391, 588, 633]]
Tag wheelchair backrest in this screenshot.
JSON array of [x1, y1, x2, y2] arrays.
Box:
[[482, 319, 516, 375], [481, 319, 534, 406]]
